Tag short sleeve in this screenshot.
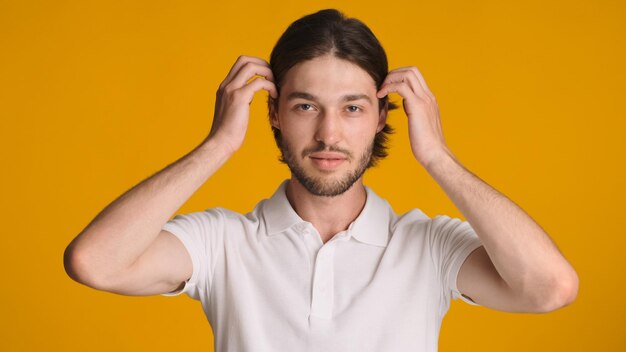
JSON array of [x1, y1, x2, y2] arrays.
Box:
[[159, 208, 224, 301], [428, 215, 483, 306]]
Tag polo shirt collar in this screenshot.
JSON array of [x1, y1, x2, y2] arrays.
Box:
[[350, 186, 391, 247], [263, 180, 305, 235], [262, 180, 391, 247]]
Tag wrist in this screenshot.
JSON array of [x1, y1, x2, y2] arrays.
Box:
[[422, 148, 467, 185], [418, 146, 456, 171], [195, 136, 237, 162], [200, 134, 238, 156]]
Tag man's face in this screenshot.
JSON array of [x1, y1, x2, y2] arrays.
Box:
[[271, 55, 386, 197]]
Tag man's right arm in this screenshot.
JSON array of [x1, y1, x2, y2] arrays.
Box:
[[63, 56, 277, 296]]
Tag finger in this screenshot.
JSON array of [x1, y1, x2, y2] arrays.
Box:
[[230, 62, 276, 87], [376, 81, 417, 102], [225, 56, 270, 81], [387, 66, 433, 96], [408, 66, 432, 94], [379, 70, 423, 98], [238, 76, 278, 101], [221, 55, 271, 88]]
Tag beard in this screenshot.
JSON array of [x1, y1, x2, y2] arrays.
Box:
[[279, 139, 374, 197]]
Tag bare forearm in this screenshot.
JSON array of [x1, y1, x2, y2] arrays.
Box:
[[377, 65, 577, 310], [66, 138, 231, 282], [424, 151, 577, 297]]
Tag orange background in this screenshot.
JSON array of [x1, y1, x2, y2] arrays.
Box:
[[1, 0, 624, 350]]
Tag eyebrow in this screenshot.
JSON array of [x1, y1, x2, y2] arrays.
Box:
[[286, 91, 373, 104]]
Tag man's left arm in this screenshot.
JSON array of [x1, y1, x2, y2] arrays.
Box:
[[377, 66, 579, 313]]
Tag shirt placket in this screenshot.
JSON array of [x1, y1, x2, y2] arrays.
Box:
[[306, 227, 352, 321], [310, 242, 335, 319]]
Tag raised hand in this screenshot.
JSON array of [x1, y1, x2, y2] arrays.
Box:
[[376, 66, 452, 167], [207, 55, 278, 155]]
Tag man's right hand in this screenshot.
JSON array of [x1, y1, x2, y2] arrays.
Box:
[[64, 56, 278, 297], [207, 55, 278, 155]]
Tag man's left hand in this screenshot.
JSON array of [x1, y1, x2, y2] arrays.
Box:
[[377, 66, 452, 167]]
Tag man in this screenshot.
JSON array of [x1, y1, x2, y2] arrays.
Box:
[[64, 9, 578, 352]]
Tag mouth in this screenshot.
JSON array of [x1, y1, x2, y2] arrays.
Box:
[[308, 153, 347, 170], [308, 151, 348, 159]]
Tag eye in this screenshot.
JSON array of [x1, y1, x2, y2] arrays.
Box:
[[297, 103, 313, 111], [346, 105, 362, 113]]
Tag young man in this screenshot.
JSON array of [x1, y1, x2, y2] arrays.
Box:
[[64, 9, 578, 351]]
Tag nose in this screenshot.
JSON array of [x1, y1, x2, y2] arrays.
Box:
[[314, 111, 342, 146]]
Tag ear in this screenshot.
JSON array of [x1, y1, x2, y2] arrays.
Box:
[[377, 102, 388, 133], [269, 97, 280, 129]]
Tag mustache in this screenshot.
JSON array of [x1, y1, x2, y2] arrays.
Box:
[[301, 142, 352, 160]]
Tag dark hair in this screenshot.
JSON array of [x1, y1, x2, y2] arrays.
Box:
[[268, 8, 397, 168]]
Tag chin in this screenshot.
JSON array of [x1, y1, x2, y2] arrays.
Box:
[[292, 168, 363, 197]]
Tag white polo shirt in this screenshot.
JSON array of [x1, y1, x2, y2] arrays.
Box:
[[161, 180, 483, 352]]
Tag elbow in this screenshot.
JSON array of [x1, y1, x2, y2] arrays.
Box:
[[531, 269, 579, 313], [63, 241, 109, 290], [64, 242, 92, 286]]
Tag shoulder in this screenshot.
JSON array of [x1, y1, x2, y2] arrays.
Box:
[[389, 209, 475, 244], [392, 208, 432, 234], [427, 215, 476, 238], [199, 204, 262, 230], [165, 205, 262, 233]]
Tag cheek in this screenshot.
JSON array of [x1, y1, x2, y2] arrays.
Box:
[[346, 117, 379, 138], [277, 123, 311, 153], [279, 114, 315, 138]]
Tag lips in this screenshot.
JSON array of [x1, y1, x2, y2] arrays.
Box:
[[308, 152, 347, 170], [308, 152, 347, 160]]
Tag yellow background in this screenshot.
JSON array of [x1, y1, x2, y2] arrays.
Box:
[[1, 0, 624, 350]]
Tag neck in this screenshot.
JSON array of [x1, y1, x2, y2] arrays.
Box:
[[285, 177, 367, 244]]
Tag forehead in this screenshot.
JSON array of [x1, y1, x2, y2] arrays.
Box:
[[280, 55, 377, 99]]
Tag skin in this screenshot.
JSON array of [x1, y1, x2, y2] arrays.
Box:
[[375, 62, 579, 313], [65, 54, 578, 314], [270, 55, 386, 242]]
